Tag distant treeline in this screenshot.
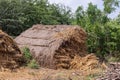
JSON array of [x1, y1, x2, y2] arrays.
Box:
[[0, 0, 72, 36]]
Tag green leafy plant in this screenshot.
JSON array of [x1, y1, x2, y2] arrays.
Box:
[[22, 47, 32, 63], [22, 47, 39, 69]]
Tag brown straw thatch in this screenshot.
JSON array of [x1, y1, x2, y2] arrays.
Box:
[[0, 30, 23, 70], [15, 24, 88, 69]]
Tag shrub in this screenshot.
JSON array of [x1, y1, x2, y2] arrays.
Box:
[[22, 47, 39, 69], [22, 47, 32, 63]]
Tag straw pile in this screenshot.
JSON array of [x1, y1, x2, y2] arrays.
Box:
[[0, 30, 23, 70], [15, 25, 87, 69], [70, 54, 100, 70], [15, 24, 101, 70]]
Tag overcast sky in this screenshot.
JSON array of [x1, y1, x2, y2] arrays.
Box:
[[48, 0, 120, 18]]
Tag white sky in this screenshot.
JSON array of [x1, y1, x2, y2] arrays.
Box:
[[48, 0, 120, 18]]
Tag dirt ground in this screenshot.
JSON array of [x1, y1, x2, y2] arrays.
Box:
[[97, 62, 120, 80], [0, 67, 104, 80]]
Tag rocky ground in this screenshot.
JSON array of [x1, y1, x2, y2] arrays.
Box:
[[96, 62, 120, 80]]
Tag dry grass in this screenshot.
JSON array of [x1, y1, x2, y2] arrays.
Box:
[[0, 67, 105, 80], [70, 54, 99, 70]]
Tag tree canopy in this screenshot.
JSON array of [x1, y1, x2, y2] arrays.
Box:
[[75, 1, 120, 59], [0, 0, 72, 36]]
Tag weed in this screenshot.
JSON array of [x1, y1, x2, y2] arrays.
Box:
[[22, 47, 32, 63], [85, 73, 100, 80], [22, 47, 39, 69], [28, 59, 39, 69]]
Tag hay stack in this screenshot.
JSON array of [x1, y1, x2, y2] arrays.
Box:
[[0, 30, 23, 70], [15, 25, 87, 69], [70, 54, 100, 70]]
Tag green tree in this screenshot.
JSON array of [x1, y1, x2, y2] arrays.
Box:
[[75, 6, 86, 27], [103, 0, 120, 14], [75, 2, 120, 59], [0, 0, 72, 36], [0, 0, 25, 36]]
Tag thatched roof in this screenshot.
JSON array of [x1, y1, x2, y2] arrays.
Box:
[[15, 25, 87, 69]]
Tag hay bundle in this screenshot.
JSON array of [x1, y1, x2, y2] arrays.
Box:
[[15, 25, 87, 69], [70, 54, 99, 70], [53, 27, 87, 69], [0, 30, 23, 70]]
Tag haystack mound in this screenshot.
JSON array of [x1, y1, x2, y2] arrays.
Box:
[[15, 24, 88, 69], [70, 54, 100, 70], [0, 30, 23, 70]]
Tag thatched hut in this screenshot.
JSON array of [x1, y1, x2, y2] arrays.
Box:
[[15, 25, 87, 69]]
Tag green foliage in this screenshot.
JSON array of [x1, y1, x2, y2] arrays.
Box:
[[22, 47, 39, 69], [107, 57, 120, 62], [0, 0, 25, 36], [75, 2, 120, 60], [27, 59, 39, 69], [22, 47, 32, 63], [103, 0, 120, 14], [85, 73, 100, 80], [75, 6, 86, 27], [0, 0, 72, 36]]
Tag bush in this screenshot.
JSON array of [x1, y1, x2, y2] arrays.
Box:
[[22, 47, 32, 63], [22, 47, 39, 69]]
